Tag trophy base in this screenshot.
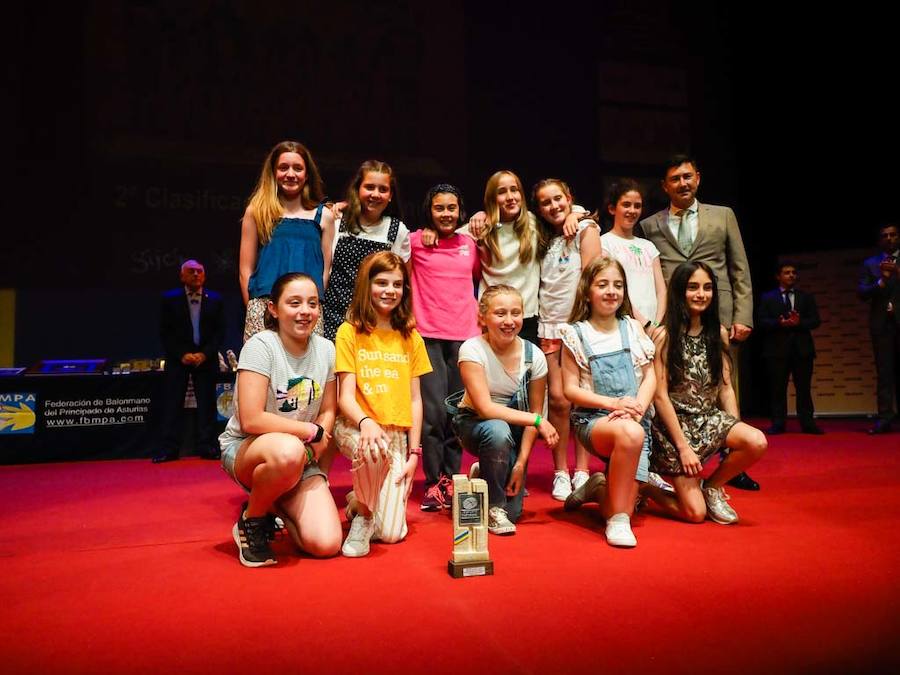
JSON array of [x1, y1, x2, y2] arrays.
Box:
[[447, 559, 494, 578]]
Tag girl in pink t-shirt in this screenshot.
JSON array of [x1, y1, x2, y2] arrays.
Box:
[[408, 184, 481, 511]]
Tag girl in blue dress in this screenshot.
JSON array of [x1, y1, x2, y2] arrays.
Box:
[[240, 141, 335, 341]]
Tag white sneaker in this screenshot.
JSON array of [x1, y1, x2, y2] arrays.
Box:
[[488, 506, 516, 535], [605, 512, 637, 547], [468, 461, 480, 480], [648, 472, 675, 493], [551, 471, 573, 501], [342, 514, 375, 557], [701, 481, 739, 525], [572, 470, 590, 491]]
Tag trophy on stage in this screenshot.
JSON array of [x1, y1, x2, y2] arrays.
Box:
[[448, 474, 494, 578]]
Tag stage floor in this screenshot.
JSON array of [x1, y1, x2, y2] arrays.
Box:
[[2, 419, 898, 674]]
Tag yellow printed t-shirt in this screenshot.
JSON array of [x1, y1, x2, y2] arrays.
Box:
[[334, 322, 432, 428]]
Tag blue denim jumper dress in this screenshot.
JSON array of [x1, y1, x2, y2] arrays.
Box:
[[569, 320, 650, 482], [448, 339, 533, 521]]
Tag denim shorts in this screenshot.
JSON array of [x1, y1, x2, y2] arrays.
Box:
[[572, 412, 650, 483], [220, 435, 327, 492]]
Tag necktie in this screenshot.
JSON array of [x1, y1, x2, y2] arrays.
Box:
[[188, 294, 201, 345], [783, 291, 793, 311], [676, 209, 692, 254]]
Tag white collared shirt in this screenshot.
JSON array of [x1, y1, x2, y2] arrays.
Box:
[[667, 200, 699, 245]]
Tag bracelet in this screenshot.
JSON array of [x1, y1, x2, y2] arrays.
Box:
[[533, 414, 542, 429], [304, 445, 314, 463], [408, 446, 422, 457], [358, 416, 370, 430]]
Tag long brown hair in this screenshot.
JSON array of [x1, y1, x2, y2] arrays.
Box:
[[341, 160, 403, 235], [346, 251, 416, 338], [247, 141, 324, 244], [567, 256, 634, 323]]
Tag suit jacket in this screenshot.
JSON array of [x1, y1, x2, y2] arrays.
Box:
[[858, 252, 900, 332], [638, 203, 753, 328], [160, 287, 225, 369], [758, 287, 820, 360]]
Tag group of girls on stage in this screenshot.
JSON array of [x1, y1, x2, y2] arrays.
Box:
[[219, 140, 766, 567]]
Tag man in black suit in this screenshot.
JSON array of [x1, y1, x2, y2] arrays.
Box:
[[154, 259, 226, 462], [759, 262, 823, 435], [859, 223, 900, 435]]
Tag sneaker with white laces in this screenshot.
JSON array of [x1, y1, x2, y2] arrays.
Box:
[[572, 470, 590, 491], [605, 512, 637, 547], [488, 506, 516, 535], [551, 471, 573, 501], [342, 514, 376, 557], [468, 461, 480, 480], [233, 513, 277, 567], [701, 481, 739, 524], [648, 471, 675, 493], [564, 472, 607, 511]]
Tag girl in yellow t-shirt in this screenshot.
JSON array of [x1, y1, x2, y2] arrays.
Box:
[[334, 251, 432, 557]]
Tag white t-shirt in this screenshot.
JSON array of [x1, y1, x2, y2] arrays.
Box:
[[457, 336, 548, 409], [332, 216, 411, 262], [539, 222, 595, 338], [560, 318, 654, 394], [460, 216, 540, 317], [219, 330, 335, 445], [601, 231, 661, 323]]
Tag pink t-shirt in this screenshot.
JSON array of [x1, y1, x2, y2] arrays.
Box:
[[409, 230, 481, 341]]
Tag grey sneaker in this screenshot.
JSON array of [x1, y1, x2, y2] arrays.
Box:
[[701, 481, 739, 524], [488, 506, 516, 535], [648, 472, 675, 493], [342, 514, 376, 557], [564, 472, 607, 511]]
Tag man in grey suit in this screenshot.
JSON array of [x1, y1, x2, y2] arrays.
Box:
[[639, 154, 758, 489], [859, 223, 900, 434]]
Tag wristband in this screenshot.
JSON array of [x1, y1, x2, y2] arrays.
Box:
[[358, 416, 370, 430], [408, 446, 422, 457], [304, 445, 314, 463], [534, 414, 542, 429]]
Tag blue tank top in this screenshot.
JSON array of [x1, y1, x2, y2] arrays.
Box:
[[248, 203, 325, 298]]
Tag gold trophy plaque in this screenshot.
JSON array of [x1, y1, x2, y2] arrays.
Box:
[[447, 474, 494, 578]]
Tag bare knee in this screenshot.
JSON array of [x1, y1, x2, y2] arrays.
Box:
[[267, 434, 305, 474], [684, 505, 707, 523], [549, 395, 570, 420], [303, 533, 342, 558], [616, 421, 645, 452]]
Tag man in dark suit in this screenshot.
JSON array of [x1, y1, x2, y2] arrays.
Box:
[[639, 154, 759, 490], [154, 259, 226, 462], [859, 223, 900, 435], [759, 262, 823, 435]]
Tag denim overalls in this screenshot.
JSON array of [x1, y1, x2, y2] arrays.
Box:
[[448, 340, 533, 521], [570, 320, 650, 482]]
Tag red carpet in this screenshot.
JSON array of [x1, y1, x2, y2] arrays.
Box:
[[2, 419, 898, 674]]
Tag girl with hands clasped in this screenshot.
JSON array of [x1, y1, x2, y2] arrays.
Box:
[[643, 262, 767, 525], [219, 273, 341, 567], [333, 251, 431, 557], [560, 258, 656, 548], [451, 285, 557, 536], [240, 141, 335, 341]]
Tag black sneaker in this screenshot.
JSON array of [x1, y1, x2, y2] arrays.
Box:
[[241, 501, 282, 541], [233, 513, 277, 567]]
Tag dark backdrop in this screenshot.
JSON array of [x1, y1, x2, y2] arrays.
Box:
[[4, 1, 894, 414]]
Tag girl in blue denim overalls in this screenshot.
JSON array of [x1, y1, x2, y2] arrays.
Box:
[[559, 257, 656, 547], [451, 285, 559, 536]]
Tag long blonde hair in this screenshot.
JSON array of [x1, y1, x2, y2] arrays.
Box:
[[247, 141, 324, 245], [480, 171, 537, 265]]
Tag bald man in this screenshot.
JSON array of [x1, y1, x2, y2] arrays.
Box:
[[154, 260, 225, 462]]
